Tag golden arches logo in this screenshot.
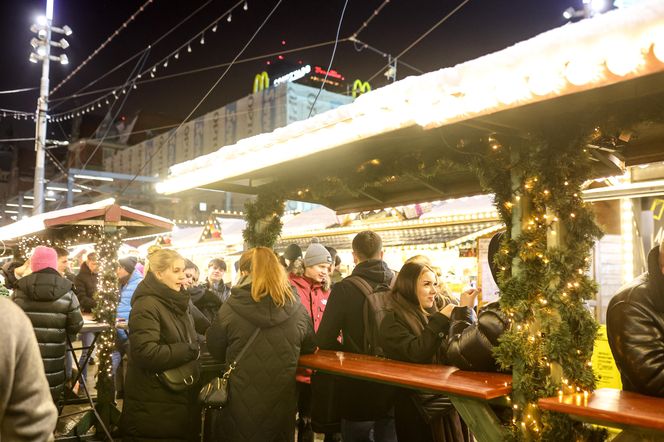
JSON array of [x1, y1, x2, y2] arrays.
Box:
[[253, 72, 270, 93], [352, 79, 371, 98]]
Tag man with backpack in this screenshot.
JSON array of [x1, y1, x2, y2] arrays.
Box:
[[316, 231, 398, 442]]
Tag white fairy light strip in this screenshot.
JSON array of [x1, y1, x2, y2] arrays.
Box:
[[157, 0, 664, 196]]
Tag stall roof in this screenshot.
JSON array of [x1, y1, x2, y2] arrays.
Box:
[[157, 1, 664, 212], [0, 198, 174, 246], [275, 221, 503, 251], [282, 206, 340, 234]]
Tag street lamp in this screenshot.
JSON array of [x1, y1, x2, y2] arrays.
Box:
[[29, 0, 72, 215]]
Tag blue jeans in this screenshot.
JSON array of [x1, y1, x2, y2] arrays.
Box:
[[78, 332, 95, 386], [341, 418, 397, 442]]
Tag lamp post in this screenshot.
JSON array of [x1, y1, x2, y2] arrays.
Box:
[[29, 0, 71, 215]]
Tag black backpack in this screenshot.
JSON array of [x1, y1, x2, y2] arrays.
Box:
[[346, 276, 394, 357]]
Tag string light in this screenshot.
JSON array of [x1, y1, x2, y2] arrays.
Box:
[[243, 2, 248, 11]]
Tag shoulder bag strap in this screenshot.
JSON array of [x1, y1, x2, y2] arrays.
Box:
[[224, 327, 260, 377], [346, 275, 374, 297]]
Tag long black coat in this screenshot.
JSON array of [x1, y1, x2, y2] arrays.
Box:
[[380, 304, 468, 442], [206, 284, 316, 442], [607, 245, 664, 396], [74, 261, 97, 313], [12, 268, 83, 402], [120, 272, 200, 442]]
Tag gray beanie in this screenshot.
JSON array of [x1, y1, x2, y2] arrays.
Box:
[[304, 238, 332, 267]]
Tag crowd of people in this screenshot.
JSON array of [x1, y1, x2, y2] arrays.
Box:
[[0, 229, 662, 442]]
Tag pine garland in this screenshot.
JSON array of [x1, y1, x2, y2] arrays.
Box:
[[243, 191, 285, 248], [471, 133, 605, 440]]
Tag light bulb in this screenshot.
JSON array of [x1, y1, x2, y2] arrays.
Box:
[[227, 13, 232, 22], [200, 34, 205, 45], [243, 2, 248, 10], [187, 44, 192, 53]]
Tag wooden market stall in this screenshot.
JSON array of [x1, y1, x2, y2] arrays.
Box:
[[0, 197, 174, 439], [156, 2, 664, 439]]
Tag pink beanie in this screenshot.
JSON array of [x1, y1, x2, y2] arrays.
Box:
[[31, 246, 58, 273]]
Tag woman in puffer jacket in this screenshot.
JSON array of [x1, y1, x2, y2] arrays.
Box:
[[207, 247, 316, 442], [12, 246, 83, 403]]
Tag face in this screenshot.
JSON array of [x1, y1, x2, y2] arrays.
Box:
[[184, 268, 199, 288], [57, 255, 69, 276], [304, 263, 329, 283], [156, 258, 186, 292], [416, 270, 438, 309], [87, 260, 98, 273], [116, 266, 129, 279], [208, 264, 224, 283]]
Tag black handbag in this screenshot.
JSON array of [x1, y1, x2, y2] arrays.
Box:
[[156, 314, 201, 392], [157, 359, 201, 392], [198, 327, 260, 408], [411, 392, 454, 423]]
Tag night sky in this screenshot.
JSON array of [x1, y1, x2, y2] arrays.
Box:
[[0, 0, 573, 145]]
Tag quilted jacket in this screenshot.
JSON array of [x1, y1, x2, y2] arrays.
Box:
[[12, 268, 83, 402], [607, 245, 664, 396], [206, 284, 316, 442], [120, 271, 200, 441]]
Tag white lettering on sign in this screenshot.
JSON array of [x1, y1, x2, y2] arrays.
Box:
[[273, 65, 311, 86]]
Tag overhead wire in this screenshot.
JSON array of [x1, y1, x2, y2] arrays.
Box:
[[116, 0, 285, 198], [366, 0, 472, 83], [47, 39, 343, 105], [350, 0, 391, 39], [49, 0, 155, 95], [50, 0, 248, 118], [0, 87, 37, 95], [307, 0, 350, 118], [48, 0, 215, 110]]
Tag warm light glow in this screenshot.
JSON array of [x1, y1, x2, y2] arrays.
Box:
[[605, 39, 644, 76], [621, 198, 634, 283], [565, 57, 603, 86]]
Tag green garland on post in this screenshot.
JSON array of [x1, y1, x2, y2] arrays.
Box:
[[243, 191, 285, 248], [471, 133, 605, 440], [92, 227, 125, 429]]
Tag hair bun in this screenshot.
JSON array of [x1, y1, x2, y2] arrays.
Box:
[[310, 237, 320, 244], [147, 245, 162, 257]]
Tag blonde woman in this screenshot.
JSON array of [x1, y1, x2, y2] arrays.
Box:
[[120, 248, 200, 442], [206, 247, 316, 441]]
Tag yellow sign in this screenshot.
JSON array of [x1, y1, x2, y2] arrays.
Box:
[[253, 72, 270, 93], [352, 79, 371, 98], [592, 325, 622, 389], [651, 198, 664, 221]]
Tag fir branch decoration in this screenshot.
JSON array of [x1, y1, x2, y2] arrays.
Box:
[[469, 133, 605, 440], [243, 191, 285, 248]]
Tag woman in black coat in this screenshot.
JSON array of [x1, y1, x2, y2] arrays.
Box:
[[206, 247, 316, 442], [380, 262, 473, 442], [120, 248, 200, 442]]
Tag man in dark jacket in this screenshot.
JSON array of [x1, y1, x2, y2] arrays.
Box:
[[607, 244, 664, 397], [74, 252, 98, 313], [316, 231, 398, 442], [12, 246, 84, 403], [203, 258, 231, 304]]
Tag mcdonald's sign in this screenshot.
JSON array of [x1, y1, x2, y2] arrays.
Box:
[[352, 79, 371, 98], [253, 72, 270, 93]]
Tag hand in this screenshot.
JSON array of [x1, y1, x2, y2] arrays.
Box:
[[440, 304, 455, 318], [460, 289, 479, 308]]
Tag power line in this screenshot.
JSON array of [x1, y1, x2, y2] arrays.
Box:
[[49, 0, 216, 109], [0, 87, 38, 95], [80, 50, 151, 172], [307, 0, 350, 118], [350, 38, 424, 74], [50, 0, 155, 95], [367, 0, 472, 83], [50, 0, 249, 119], [118, 0, 284, 198], [350, 0, 391, 39], [47, 39, 342, 105]]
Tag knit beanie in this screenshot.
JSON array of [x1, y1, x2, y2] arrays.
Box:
[[30, 246, 58, 273], [304, 239, 332, 267], [283, 243, 303, 261], [119, 256, 138, 275]]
